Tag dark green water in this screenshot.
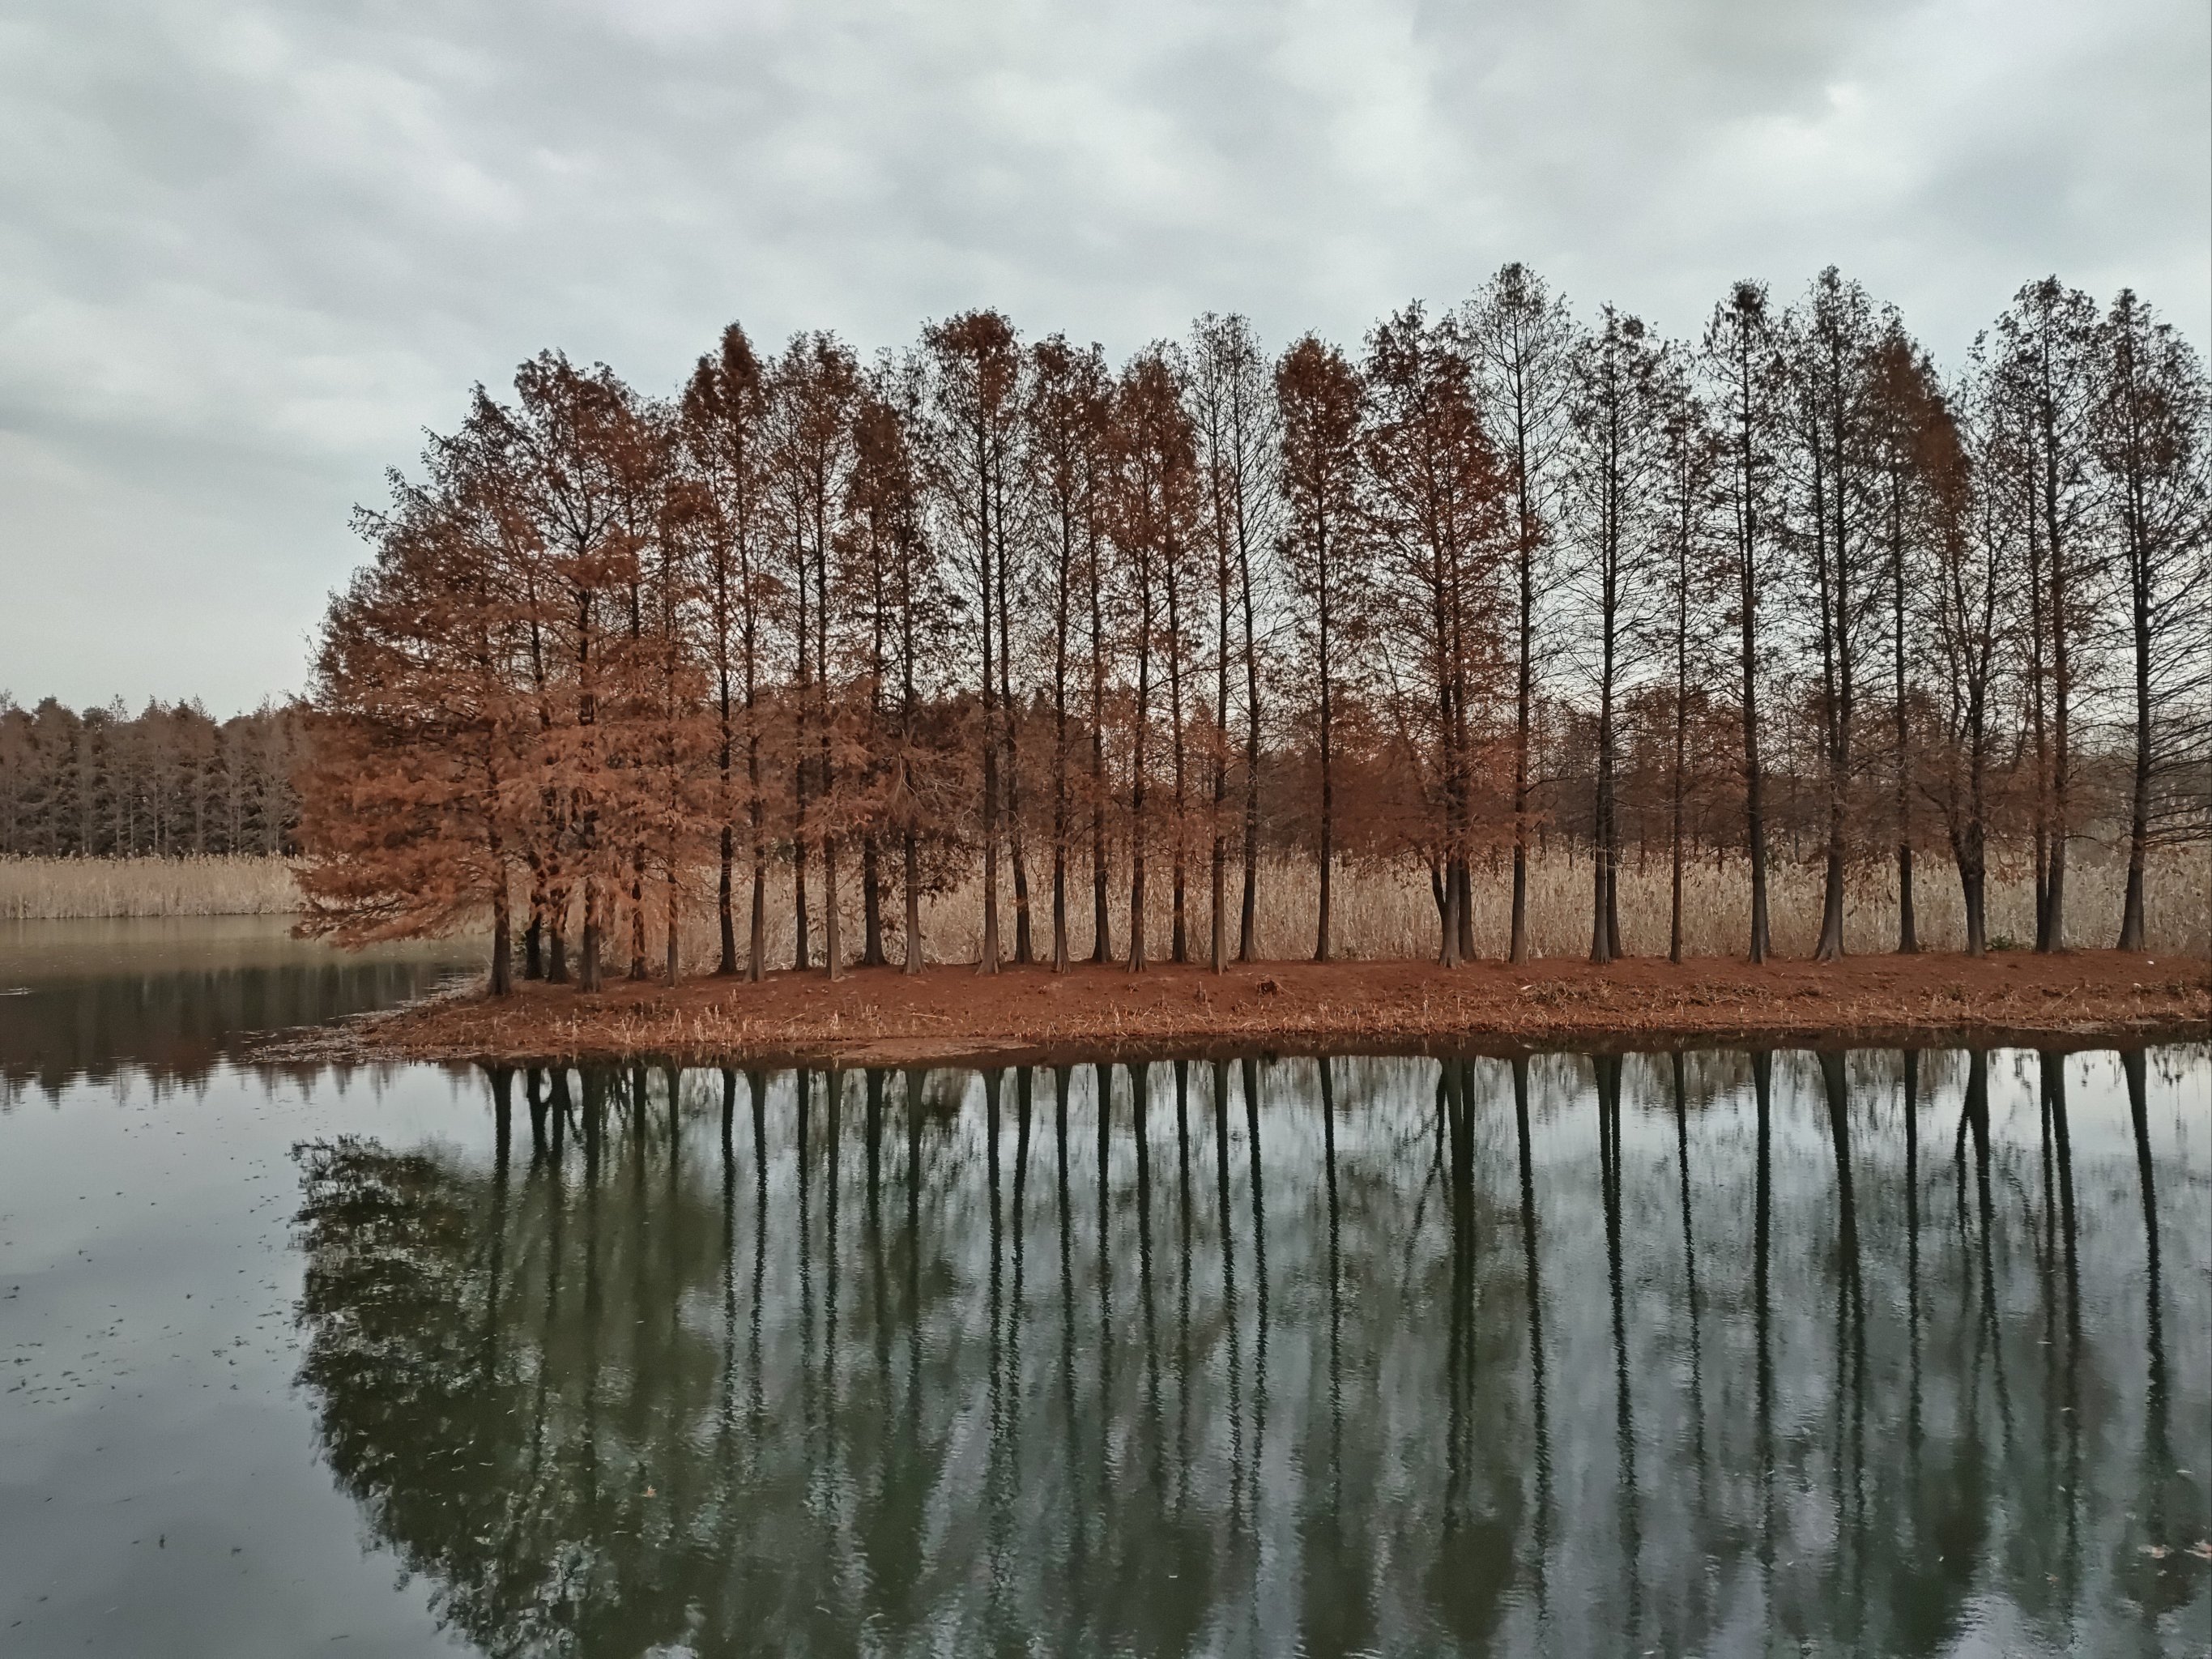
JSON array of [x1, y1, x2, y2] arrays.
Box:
[[1, 922, 2206, 1656]]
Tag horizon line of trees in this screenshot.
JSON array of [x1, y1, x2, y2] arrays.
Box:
[[300, 267, 2211, 993], [0, 695, 303, 859]]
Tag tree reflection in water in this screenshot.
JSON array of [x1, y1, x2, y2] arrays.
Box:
[[292, 1047, 2211, 1657]]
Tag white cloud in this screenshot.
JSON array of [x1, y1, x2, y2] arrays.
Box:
[[1, 0, 2204, 710]]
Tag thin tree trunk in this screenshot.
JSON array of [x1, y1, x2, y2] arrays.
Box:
[[1238, 525, 1262, 962], [548, 885, 570, 983], [1511, 534, 1534, 964], [793, 842, 811, 971], [1892, 492, 1917, 953], [2039, 404, 2072, 953], [526, 877, 546, 980], [823, 834, 843, 981], [746, 719, 766, 981], [1091, 546, 1113, 966], [1315, 665, 1333, 966], [903, 830, 923, 973], [718, 824, 737, 975], [1004, 601, 1033, 968], [1130, 633, 1150, 975], [1212, 601, 1230, 975], [2118, 569, 2151, 950], [862, 834, 884, 967], [664, 861, 680, 985], [580, 874, 602, 992], [489, 847, 513, 997]]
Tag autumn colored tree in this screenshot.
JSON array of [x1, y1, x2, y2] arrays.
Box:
[[679, 323, 774, 979], [1864, 313, 1956, 953], [2089, 289, 2211, 950], [1361, 304, 1506, 966], [1188, 313, 1278, 968], [1110, 347, 1200, 972], [1701, 283, 1786, 962], [501, 352, 657, 994], [1783, 269, 1885, 962], [766, 334, 861, 977], [268, 277, 2201, 991], [1982, 277, 2102, 952], [1273, 335, 1366, 962], [1466, 263, 1577, 963], [1643, 360, 1725, 962], [1026, 335, 1114, 970], [299, 409, 527, 991], [923, 312, 1023, 971], [1563, 307, 1669, 962], [1929, 377, 2008, 955]]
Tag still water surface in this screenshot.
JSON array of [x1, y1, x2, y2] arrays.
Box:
[[1, 919, 2206, 1656]]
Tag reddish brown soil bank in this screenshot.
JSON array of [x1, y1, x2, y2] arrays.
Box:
[[254, 949, 2210, 1071]]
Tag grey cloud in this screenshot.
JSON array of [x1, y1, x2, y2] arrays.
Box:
[[2, 0, 2204, 710]]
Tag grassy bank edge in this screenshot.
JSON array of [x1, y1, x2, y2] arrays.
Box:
[[249, 952, 2212, 1072]]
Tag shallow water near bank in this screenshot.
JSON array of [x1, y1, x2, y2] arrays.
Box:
[[2, 922, 2207, 1656]]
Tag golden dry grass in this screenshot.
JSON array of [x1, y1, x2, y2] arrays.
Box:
[[12, 842, 2201, 956], [663, 843, 2210, 969], [0, 855, 304, 920]]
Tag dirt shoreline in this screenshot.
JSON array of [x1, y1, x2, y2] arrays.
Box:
[[248, 949, 2210, 1071]]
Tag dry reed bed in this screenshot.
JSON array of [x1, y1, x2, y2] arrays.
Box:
[[269, 950, 2211, 1071], [679, 848, 2210, 969], [0, 855, 303, 920], [6, 848, 2204, 962]]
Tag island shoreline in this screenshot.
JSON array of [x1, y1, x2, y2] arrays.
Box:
[[248, 949, 2210, 1072]]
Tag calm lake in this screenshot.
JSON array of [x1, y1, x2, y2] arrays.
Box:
[[1, 919, 2206, 1657]]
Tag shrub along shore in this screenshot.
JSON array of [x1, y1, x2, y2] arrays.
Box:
[[257, 949, 2209, 1072]]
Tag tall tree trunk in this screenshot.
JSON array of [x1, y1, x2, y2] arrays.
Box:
[[1003, 571, 1033, 968], [718, 824, 737, 975], [793, 841, 811, 971], [2118, 563, 2151, 950], [1669, 592, 1688, 964], [1129, 625, 1151, 974], [579, 874, 603, 992], [862, 834, 884, 967], [823, 833, 843, 981], [902, 830, 923, 974], [2039, 415, 2072, 953], [664, 861, 680, 985], [1238, 529, 1263, 962], [1170, 599, 1187, 966], [1315, 654, 1333, 965], [1091, 557, 1112, 966], [489, 851, 513, 997], [1892, 496, 1917, 953], [1213, 557, 1231, 974], [746, 725, 766, 982], [1592, 603, 1618, 964], [718, 671, 736, 975], [525, 877, 546, 981], [1511, 531, 1534, 964], [1051, 711, 1070, 972], [1959, 855, 1985, 958]]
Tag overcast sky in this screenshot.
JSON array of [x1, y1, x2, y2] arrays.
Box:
[[4, 0, 2206, 714]]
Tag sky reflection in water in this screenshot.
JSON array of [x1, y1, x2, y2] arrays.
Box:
[[0, 925, 2206, 1655]]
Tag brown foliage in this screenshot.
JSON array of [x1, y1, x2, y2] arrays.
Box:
[[288, 274, 2211, 1001]]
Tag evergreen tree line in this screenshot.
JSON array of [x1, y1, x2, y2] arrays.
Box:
[[0, 696, 304, 857], [299, 267, 2210, 993]]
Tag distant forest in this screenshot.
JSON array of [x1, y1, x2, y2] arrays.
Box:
[[0, 697, 302, 858], [287, 270, 2204, 987]]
